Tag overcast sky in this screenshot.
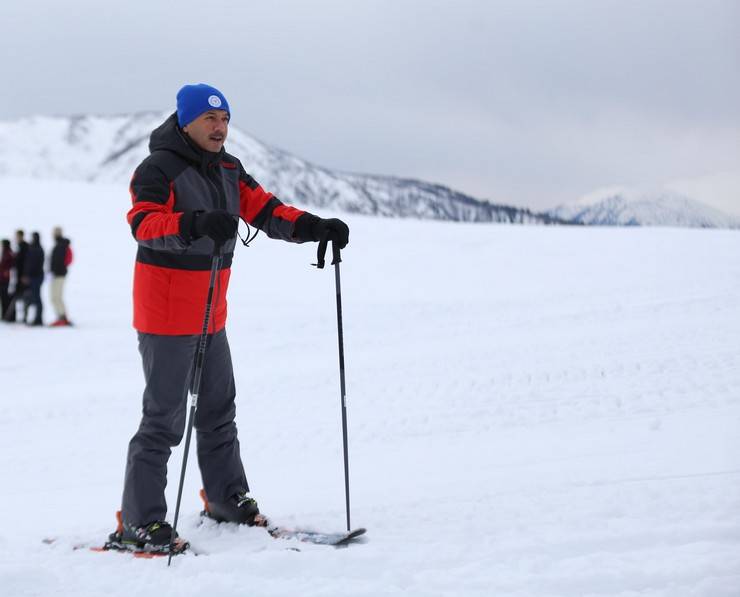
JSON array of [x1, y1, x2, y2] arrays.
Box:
[[2, 0, 739, 213]]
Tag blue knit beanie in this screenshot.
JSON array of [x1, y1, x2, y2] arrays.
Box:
[[176, 84, 230, 127]]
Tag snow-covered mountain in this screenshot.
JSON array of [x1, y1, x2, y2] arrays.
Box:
[[0, 112, 564, 225], [548, 186, 739, 229]]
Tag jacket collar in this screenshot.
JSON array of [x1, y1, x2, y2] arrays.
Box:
[[149, 112, 225, 170]]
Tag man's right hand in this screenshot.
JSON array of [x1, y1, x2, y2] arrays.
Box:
[[192, 210, 238, 245]]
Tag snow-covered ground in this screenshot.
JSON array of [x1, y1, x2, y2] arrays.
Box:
[[1, 178, 739, 597]]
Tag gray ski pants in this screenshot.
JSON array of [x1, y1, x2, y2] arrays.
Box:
[[121, 329, 248, 526]]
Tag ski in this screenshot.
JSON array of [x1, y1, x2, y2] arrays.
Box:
[[96, 534, 192, 558], [266, 525, 366, 546], [200, 509, 366, 547], [252, 514, 366, 546], [44, 516, 366, 558], [199, 490, 366, 547], [42, 535, 194, 558]]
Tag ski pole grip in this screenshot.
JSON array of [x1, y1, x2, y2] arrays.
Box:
[[314, 233, 329, 269], [331, 240, 342, 265]]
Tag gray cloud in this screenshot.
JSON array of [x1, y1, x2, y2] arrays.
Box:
[[1, 0, 738, 212]]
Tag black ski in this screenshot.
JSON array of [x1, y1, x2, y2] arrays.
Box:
[[201, 510, 366, 547], [252, 514, 366, 546], [266, 524, 366, 546]]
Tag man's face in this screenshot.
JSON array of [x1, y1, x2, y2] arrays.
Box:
[[183, 109, 229, 153]]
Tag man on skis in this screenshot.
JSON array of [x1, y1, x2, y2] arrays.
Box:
[[115, 83, 349, 553]]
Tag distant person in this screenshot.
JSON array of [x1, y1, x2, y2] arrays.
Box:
[[49, 226, 73, 326], [22, 231, 45, 326], [4, 229, 28, 323], [1, 239, 14, 320]]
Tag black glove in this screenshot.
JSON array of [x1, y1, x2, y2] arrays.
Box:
[[293, 214, 350, 248], [192, 210, 238, 245], [312, 218, 349, 249]]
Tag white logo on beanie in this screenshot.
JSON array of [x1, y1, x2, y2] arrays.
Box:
[[208, 95, 222, 108]]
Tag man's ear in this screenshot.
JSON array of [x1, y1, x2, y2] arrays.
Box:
[[182, 124, 190, 133]]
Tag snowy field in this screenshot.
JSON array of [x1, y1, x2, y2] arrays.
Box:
[[1, 177, 739, 597]]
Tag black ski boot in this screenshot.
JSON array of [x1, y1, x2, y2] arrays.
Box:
[[105, 511, 188, 555], [200, 488, 261, 525]]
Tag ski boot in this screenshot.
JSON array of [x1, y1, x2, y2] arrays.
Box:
[[104, 511, 189, 555], [200, 488, 264, 526]]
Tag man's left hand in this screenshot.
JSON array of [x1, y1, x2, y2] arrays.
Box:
[[313, 218, 350, 249]]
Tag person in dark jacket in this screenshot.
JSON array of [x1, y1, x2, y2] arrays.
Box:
[[0, 239, 14, 320], [49, 226, 73, 326], [22, 231, 45, 326], [4, 229, 28, 323], [115, 83, 349, 552]]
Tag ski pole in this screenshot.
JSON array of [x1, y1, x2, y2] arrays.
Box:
[[314, 238, 352, 532], [168, 244, 222, 566]]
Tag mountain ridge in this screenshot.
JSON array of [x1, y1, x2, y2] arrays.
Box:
[[0, 111, 567, 225], [3, 112, 735, 229], [548, 187, 739, 229]]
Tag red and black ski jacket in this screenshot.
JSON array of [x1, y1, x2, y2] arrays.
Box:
[[50, 237, 73, 276], [127, 113, 315, 335]]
